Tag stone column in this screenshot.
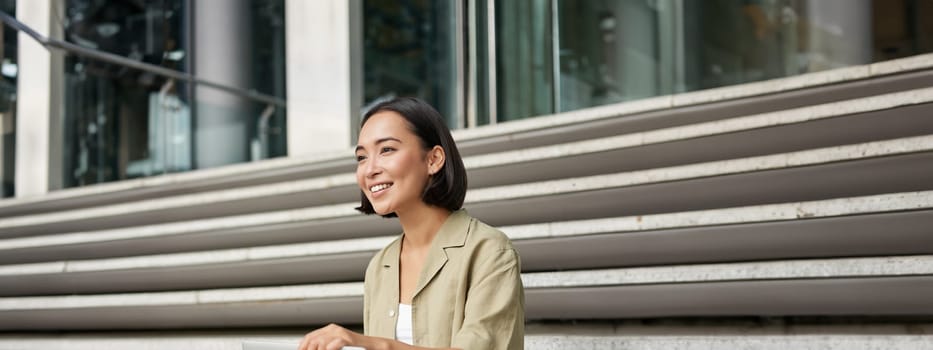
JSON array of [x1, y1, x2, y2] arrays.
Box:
[[285, 0, 362, 156], [14, 0, 63, 197], [193, 0, 253, 168]]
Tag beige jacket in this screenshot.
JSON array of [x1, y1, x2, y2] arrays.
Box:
[[363, 210, 524, 349]]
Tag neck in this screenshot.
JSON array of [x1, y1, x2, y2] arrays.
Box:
[[396, 204, 452, 248]]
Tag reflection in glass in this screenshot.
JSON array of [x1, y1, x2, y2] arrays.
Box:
[[0, 0, 14, 197], [63, 0, 187, 187], [470, 0, 492, 126], [687, 0, 790, 89], [495, 0, 554, 121], [486, 0, 933, 124], [556, 0, 670, 111], [62, 0, 286, 189], [493, 0, 673, 120], [363, 0, 459, 128]]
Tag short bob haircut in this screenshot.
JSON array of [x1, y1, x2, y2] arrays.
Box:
[[355, 97, 467, 218]]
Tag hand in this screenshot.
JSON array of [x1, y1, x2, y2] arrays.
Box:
[[298, 323, 370, 350]]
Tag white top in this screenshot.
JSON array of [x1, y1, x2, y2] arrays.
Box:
[[395, 303, 414, 345]]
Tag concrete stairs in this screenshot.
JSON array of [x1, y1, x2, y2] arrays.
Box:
[[1, 55, 932, 348]]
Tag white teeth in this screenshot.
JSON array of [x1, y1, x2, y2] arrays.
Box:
[[370, 183, 392, 193]]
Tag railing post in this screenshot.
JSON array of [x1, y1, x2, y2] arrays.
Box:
[[253, 104, 275, 161]]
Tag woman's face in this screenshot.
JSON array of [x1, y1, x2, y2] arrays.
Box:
[[355, 111, 439, 216]]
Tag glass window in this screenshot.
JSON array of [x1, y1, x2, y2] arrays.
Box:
[[683, 0, 933, 89], [363, 0, 460, 128], [61, 0, 285, 188], [871, 0, 932, 60], [481, 0, 933, 124], [684, 0, 862, 90], [0, 0, 15, 198], [494, 0, 554, 122], [63, 1, 186, 186], [491, 0, 676, 121], [555, 0, 672, 111]]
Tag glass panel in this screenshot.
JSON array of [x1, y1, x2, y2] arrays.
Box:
[[482, 0, 933, 125], [62, 0, 187, 187], [683, 0, 933, 89], [0, 0, 14, 198], [495, 0, 554, 121], [363, 0, 460, 128], [473, 0, 491, 126], [250, 0, 287, 158], [63, 0, 187, 71], [556, 0, 671, 111], [684, 0, 810, 89], [62, 0, 285, 189], [873, 0, 933, 61], [190, 0, 286, 169]]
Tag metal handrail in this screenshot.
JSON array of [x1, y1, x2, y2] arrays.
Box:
[[0, 10, 286, 108]]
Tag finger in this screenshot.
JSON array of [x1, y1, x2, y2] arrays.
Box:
[[325, 337, 349, 350], [299, 327, 327, 350], [298, 333, 311, 350], [301, 324, 348, 350], [309, 338, 325, 350]]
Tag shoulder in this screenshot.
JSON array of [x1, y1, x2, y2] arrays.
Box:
[[465, 215, 515, 251], [439, 209, 514, 252], [459, 214, 520, 269]]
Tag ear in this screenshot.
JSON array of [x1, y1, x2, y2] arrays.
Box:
[[426, 145, 446, 175]]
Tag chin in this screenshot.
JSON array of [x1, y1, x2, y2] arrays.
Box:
[[372, 205, 394, 216], [376, 210, 397, 217]]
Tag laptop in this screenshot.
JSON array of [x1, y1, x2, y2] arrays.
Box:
[[242, 340, 365, 350]]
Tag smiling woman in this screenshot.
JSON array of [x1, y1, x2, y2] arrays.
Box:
[[300, 97, 524, 350], [354, 98, 466, 219]]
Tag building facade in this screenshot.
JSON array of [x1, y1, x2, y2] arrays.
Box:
[[1, 1, 932, 349], [1, 0, 930, 198]]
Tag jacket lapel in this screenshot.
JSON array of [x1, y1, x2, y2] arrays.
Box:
[[411, 210, 471, 299], [376, 237, 402, 338]]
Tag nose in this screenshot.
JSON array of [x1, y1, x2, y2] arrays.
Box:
[[362, 157, 382, 178]]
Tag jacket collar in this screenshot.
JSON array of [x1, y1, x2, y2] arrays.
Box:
[[413, 209, 470, 298], [378, 209, 472, 300]]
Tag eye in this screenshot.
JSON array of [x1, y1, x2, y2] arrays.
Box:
[[356, 154, 367, 162], [380, 147, 395, 154]]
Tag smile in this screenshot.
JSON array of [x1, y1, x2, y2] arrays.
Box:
[[370, 183, 393, 193]]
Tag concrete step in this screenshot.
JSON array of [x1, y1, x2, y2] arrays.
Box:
[[522, 335, 933, 350], [6, 86, 931, 237], [1, 255, 931, 330], [4, 329, 933, 350], [0, 191, 930, 296], [3, 331, 933, 350], [1, 135, 930, 264], [2, 54, 930, 219], [0, 88, 916, 236]]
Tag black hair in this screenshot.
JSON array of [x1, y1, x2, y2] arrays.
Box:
[[355, 97, 467, 218]]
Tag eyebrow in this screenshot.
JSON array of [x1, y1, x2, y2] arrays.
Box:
[[355, 137, 402, 153]]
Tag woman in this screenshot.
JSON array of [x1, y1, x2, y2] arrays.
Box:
[[299, 97, 524, 350]]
